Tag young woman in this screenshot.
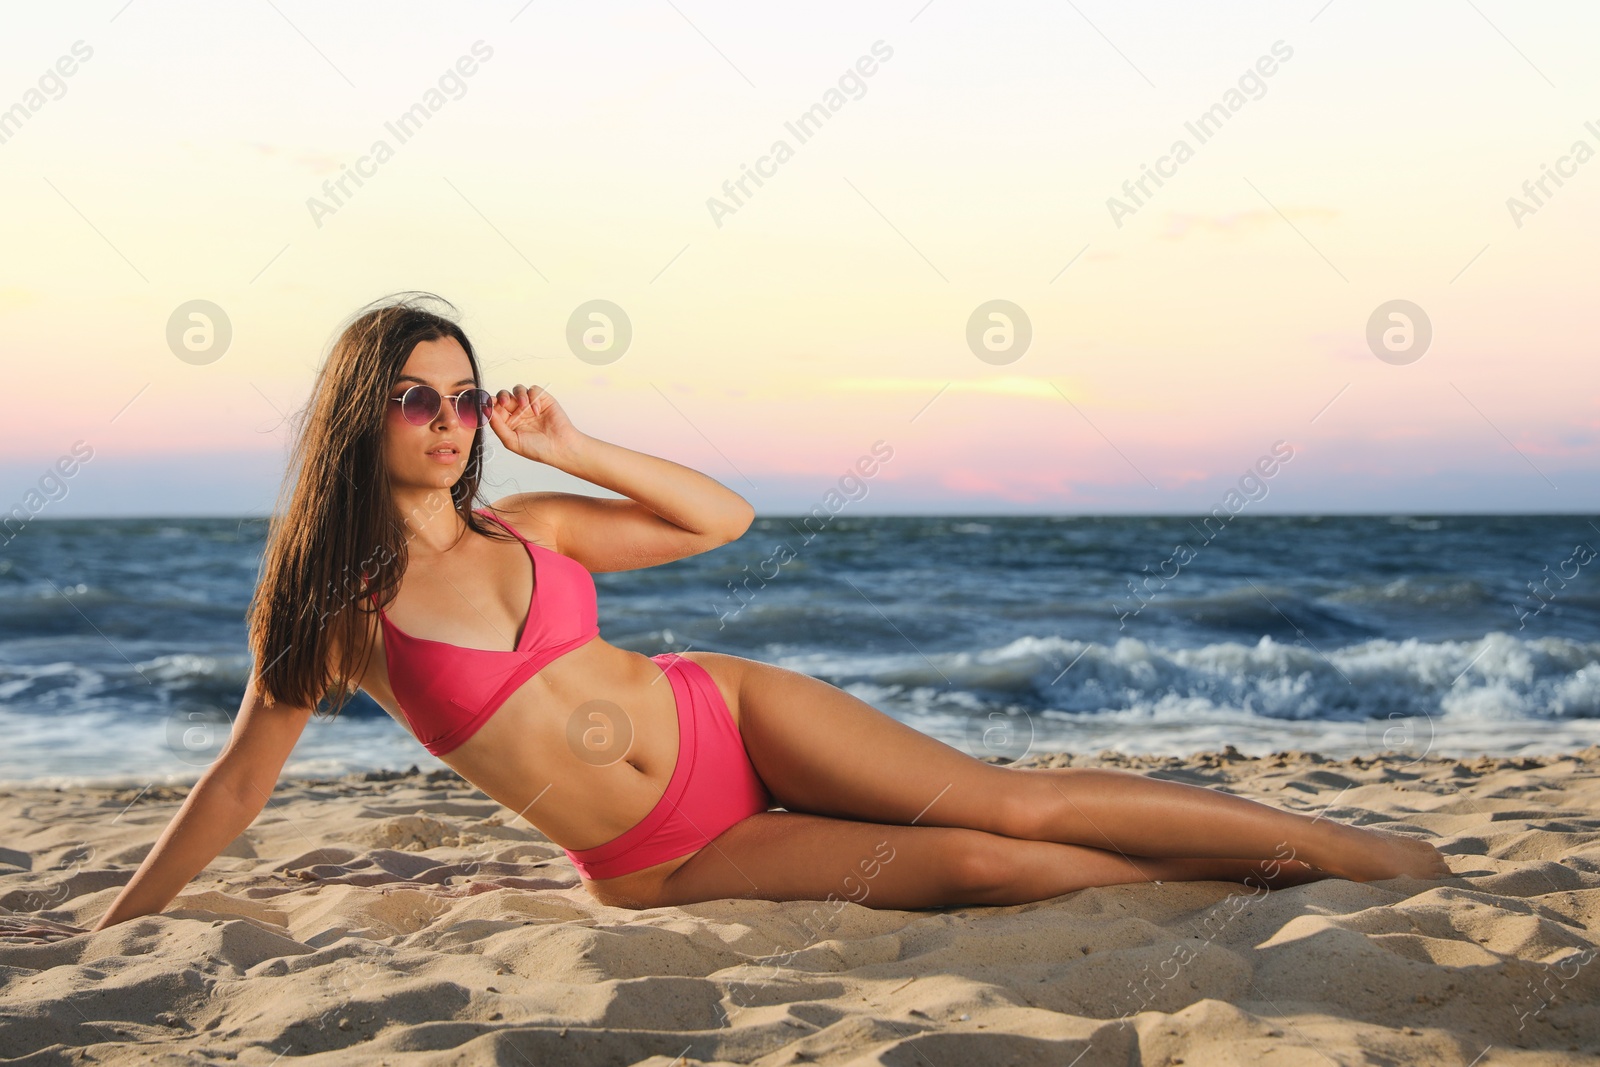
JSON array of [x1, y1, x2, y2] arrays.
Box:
[[89, 293, 1450, 930]]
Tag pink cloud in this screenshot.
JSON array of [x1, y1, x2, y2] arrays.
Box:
[[243, 141, 347, 175], [938, 466, 1076, 504]]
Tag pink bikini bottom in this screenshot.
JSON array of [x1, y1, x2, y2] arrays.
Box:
[[563, 652, 774, 881]]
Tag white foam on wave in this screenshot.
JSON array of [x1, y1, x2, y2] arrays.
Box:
[[5, 630, 1598, 784], [0, 708, 425, 788], [137, 652, 234, 679], [775, 629, 1600, 723]]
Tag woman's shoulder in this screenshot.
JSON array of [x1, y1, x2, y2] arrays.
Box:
[[481, 494, 563, 550]]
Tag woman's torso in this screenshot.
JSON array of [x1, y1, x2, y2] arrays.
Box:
[[349, 508, 702, 888]]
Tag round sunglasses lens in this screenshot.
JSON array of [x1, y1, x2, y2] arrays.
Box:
[[459, 389, 493, 428], [401, 385, 441, 425]]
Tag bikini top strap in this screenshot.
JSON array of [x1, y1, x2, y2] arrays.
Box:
[[476, 507, 530, 545]]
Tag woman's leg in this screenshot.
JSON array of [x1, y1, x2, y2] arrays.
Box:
[[692, 653, 1450, 882], [654, 810, 1331, 910], [998, 764, 1449, 881]]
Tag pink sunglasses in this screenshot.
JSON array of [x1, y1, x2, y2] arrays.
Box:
[[389, 385, 493, 428]]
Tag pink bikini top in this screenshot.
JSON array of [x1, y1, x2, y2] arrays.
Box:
[[370, 507, 600, 756]]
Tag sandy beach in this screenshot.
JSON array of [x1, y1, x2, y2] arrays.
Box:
[[2, 745, 1597, 1066]]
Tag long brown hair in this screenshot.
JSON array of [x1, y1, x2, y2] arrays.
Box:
[[246, 292, 516, 715]]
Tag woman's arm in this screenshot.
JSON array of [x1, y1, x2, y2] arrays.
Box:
[[488, 384, 755, 571], [92, 679, 312, 931], [557, 432, 754, 538], [90, 771, 271, 931]]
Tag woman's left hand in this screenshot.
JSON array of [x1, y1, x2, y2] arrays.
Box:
[[487, 384, 581, 464]]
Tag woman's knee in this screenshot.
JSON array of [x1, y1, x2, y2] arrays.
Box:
[[983, 765, 1081, 840], [940, 829, 1029, 903]]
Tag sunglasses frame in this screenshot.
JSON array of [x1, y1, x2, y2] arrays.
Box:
[[388, 384, 494, 428]]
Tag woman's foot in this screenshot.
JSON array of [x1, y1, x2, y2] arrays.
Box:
[[1318, 823, 1452, 881]]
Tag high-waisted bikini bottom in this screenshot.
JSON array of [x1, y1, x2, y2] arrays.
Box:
[[563, 652, 774, 881]]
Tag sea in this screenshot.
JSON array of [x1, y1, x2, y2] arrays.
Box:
[[2, 514, 1598, 787]]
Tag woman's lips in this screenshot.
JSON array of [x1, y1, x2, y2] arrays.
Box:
[[426, 448, 461, 463]]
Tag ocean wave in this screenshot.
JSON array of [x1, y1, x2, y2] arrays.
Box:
[[783, 631, 1600, 722], [5, 626, 1597, 729], [1323, 576, 1501, 611]]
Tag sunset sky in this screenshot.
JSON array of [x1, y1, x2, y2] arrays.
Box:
[[3, 1, 1597, 516]]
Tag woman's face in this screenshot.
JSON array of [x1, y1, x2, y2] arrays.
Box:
[[383, 335, 478, 489]]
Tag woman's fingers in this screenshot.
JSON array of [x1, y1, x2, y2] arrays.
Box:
[[0, 916, 88, 942], [483, 383, 560, 425], [488, 385, 554, 422]]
